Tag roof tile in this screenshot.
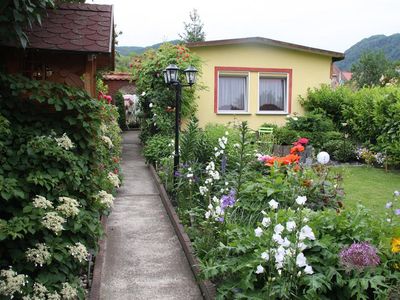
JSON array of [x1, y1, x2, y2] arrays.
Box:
[[22, 3, 113, 53]]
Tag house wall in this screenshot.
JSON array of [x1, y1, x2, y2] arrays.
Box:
[[189, 44, 333, 129]]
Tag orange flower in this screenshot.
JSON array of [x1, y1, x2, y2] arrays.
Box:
[[290, 145, 304, 154], [392, 237, 400, 253]]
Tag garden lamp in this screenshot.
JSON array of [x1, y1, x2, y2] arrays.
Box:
[[165, 64, 179, 84], [184, 65, 198, 86]]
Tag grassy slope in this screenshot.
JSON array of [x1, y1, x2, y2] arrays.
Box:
[[334, 165, 400, 215]]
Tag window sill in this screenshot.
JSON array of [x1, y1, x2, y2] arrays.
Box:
[[217, 112, 252, 115], [256, 112, 289, 115]]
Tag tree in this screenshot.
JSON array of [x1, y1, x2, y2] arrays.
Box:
[[179, 9, 205, 43], [351, 51, 396, 88], [0, 0, 84, 48]]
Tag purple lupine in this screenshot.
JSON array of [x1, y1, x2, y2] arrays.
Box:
[[217, 217, 225, 222], [395, 209, 400, 216], [221, 190, 236, 210], [339, 242, 380, 271], [221, 155, 227, 174]]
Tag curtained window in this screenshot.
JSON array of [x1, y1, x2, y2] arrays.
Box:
[[259, 76, 288, 113], [218, 75, 248, 112]]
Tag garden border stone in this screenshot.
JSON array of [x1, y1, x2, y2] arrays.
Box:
[[149, 164, 217, 300], [89, 215, 108, 300]]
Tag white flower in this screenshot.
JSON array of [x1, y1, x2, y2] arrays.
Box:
[[96, 190, 114, 208], [225, 131, 229, 136], [296, 253, 307, 267], [42, 212, 65, 235], [205, 211, 211, 219], [100, 123, 108, 134], [0, 267, 27, 298], [303, 217, 309, 223], [268, 199, 279, 209], [254, 227, 263, 237], [60, 282, 78, 300], [261, 217, 271, 227], [218, 139, 226, 149], [67, 242, 89, 263], [299, 225, 315, 241], [215, 206, 222, 215], [274, 224, 285, 234], [261, 251, 269, 261], [32, 195, 53, 209], [25, 243, 51, 267], [275, 246, 286, 263], [286, 221, 296, 232], [255, 264, 264, 274], [199, 186, 208, 195], [47, 292, 61, 300], [295, 196, 307, 205], [261, 210, 267, 215], [304, 265, 314, 274], [272, 233, 284, 245], [233, 143, 240, 148], [282, 237, 291, 248], [297, 242, 307, 251], [212, 196, 219, 203], [56, 196, 80, 217], [108, 172, 121, 187], [55, 133, 74, 150], [101, 136, 114, 149], [31, 282, 48, 298], [187, 173, 193, 178], [141, 92, 146, 96], [394, 190, 400, 197]]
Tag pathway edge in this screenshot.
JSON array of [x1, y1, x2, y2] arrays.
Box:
[[148, 164, 217, 300]]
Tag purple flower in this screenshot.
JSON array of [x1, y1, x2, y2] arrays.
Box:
[[174, 171, 181, 177], [220, 189, 236, 209], [395, 209, 400, 216], [386, 202, 393, 209], [217, 217, 224, 222], [339, 242, 380, 271], [221, 155, 227, 173]]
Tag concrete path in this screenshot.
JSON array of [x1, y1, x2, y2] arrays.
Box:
[[99, 131, 202, 300]]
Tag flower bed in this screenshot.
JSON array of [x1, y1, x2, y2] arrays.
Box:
[[0, 74, 122, 299], [146, 120, 400, 299]]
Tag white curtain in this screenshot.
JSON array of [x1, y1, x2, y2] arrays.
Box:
[[218, 76, 247, 111], [259, 78, 286, 111]]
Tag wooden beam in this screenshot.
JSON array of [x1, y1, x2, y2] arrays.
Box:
[[83, 54, 97, 97]]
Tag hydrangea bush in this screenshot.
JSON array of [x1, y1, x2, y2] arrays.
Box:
[[0, 73, 122, 298]]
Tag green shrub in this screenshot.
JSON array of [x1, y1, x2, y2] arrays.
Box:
[[114, 92, 126, 130], [299, 84, 352, 126], [0, 73, 121, 299], [287, 112, 336, 133], [323, 139, 356, 162], [143, 134, 173, 165], [274, 127, 298, 145]]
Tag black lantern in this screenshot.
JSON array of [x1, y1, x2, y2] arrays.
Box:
[[165, 64, 179, 84], [184, 65, 198, 86]]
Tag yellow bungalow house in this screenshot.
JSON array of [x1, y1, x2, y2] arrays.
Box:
[[187, 37, 344, 129]]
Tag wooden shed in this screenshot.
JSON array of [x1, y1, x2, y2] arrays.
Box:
[[0, 3, 115, 97]]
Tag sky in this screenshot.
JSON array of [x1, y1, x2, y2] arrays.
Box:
[[92, 0, 400, 52]]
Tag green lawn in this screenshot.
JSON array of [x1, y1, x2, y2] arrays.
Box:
[[333, 165, 400, 215]]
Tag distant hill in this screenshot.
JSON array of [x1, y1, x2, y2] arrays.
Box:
[[116, 40, 181, 56], [336, 34, 400, 71]]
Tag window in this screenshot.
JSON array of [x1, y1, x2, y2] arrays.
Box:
[[259, 75, 288, 113], [218, 74, 248, 112]]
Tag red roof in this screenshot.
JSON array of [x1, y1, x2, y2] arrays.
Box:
[[342, 71, 352, 81], [25, 3, 113, 53], [103, 72, 132, 81]]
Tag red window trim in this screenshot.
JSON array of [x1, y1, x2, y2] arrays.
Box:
[[214, 66, 293, 114]]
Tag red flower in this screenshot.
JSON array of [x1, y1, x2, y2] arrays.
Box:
[[293, 137, 309, 146], [290, 145, 304, 154], [114, 168, 119, 174]]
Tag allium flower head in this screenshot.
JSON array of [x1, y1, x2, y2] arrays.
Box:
[[339, 242, 380, 271]]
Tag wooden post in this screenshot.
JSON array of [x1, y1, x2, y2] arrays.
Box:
[[83, 54, 97, 97]]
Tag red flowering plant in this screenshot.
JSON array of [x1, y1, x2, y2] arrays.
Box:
[[98, 91, 112, 104]]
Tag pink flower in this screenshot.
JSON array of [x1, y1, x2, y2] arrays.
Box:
[[293, 137, 309, 146], [258, 155, 272, 162]]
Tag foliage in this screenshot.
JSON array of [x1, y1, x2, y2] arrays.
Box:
[[148, 120, 400, 298], [179, 9, 206, 43], [336, 33, 400, 71], [131, 43, 202, 144], [114, 92, 126, 130], [351, 51, 398, 88], [0, 0, 84, 48], [115, 52, 137, 72], [143, 134, 173, 166], [116, 40, 181, 56], [0, 73, 121, 299], [273, 127, 299, 146], [323, 138, 356, 162]]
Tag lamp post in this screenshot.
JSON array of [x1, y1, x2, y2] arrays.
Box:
[[163, 64, 198, 188]]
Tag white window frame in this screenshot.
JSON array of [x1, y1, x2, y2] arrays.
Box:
[[257, 72, 289, 115], [217, 71, 250, 114]]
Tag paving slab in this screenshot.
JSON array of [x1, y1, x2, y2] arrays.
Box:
[[99, 131, 202, 300]]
